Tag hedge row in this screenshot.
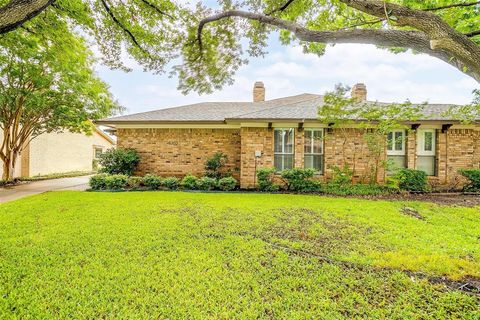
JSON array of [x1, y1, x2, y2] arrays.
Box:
[[89, 173, 238, 191], [256, 167, 399, 195]]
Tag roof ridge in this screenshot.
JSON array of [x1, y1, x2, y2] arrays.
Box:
[[103, 101, 252, 121], [230, 95, 322, 119]]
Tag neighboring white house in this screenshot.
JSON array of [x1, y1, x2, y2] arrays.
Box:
[[0, 127, 115, 179]]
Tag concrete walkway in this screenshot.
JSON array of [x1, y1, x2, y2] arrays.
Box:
[[0, 176, 90, 203]]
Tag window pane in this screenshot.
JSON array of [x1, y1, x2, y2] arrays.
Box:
[[95, 148, 103, 159], [417, 155, 435, 176], [387, 155, 405, 174], [313, 130, 323, 154], [424, 132, 433, 151], [274, 130, 283, 153], [394, 131, 403, 151], [274, 154, 283, 171], [275, 154, 294, 171], [305, 154, 323, 172], [283, 154, 294, 170], [387, 132, 393, 151], [304, 130, 312, 154], [284, 129, 294, 154]]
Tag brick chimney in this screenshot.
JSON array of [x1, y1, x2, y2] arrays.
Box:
[[253, 81, 265, 102], [351, 83, 367, 102]]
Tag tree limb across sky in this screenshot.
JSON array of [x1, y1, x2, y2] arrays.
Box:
[[0, 0, 479, 92]]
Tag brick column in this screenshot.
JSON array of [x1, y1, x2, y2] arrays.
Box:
[[437, 130, 448, 183], [406, 130, 416, 169], [294, 128, 304, 168], [240, 127, 273, 189]]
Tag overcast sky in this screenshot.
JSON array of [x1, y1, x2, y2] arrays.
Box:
[[96, 36, 479, 116]]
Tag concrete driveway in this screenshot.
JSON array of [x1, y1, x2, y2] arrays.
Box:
[[0, 176, 90, 203]]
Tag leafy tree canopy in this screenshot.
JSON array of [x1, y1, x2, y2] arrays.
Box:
[[0, 0, 479, 95], [0, 13, 121, 180]]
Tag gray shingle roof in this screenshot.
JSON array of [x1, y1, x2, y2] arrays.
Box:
[[98, 93, 459, 124]]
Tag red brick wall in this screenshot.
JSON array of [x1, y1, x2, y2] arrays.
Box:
[[323, 128, 386, 183], [117, 126, 479, 189], [117, 128, 241, 179], [239, 127, 274, 188]]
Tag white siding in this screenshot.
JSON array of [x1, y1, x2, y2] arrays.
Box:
[[28, 130, 114, 176]]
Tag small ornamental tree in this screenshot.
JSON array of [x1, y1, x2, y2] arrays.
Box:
[[0, 17, 121, 181], [204, 152, 229, 179], [318, 84, 424, 183]]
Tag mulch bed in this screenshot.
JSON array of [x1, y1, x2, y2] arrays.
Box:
[[369, 193, 480, 207]]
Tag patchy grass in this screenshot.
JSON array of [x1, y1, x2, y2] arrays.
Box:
[[0, 192, 479, 318]]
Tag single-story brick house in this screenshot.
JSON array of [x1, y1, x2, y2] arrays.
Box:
[[97, 82, 479, 189]]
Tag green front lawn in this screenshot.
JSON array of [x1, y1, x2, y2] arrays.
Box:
[[0, 192, 479, 318]]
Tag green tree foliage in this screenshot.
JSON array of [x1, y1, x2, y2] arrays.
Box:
[[98, 148, 140, 176], [0, 1, 479, 90], [0, 15, 120, 180], [204, 152, 229, 179], [318, 84, 425, 183]]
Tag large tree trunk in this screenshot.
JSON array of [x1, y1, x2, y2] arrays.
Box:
[[198, 3, 480, 82], [2, 149, 18, 182], [0, 0, 54, 34]]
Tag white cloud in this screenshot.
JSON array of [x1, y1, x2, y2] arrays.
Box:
[[98, 43, 479, 114]]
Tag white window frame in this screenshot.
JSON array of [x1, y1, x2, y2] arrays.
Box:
[[417, 129, 436, 156], [386, 129, 406, 156], [274, 128, 295, 171], [94, 147, 103, 159], [304, 129, 324, 173]]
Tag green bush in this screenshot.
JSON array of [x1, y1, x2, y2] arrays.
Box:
[[163, 177, 179, 190], [217, 176, 237, 191], [142, 174, 162, 190], [99, 148, 140, 175], [280, 168, 321, 192], [181, 175, 198, 190], [89, 173, 108, 190], [196, 177, 217, 191], [204, 152, 229, 179], [256, 168, 280, 192], [127, 176, 143, 189], [395, 169, 428, 192], [104, 174, 128, 190], [330, 165, 353, 186], [321, 183, 398, 196], [458, 169, 480, 192]]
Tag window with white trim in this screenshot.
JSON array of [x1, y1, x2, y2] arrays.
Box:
[[274, 128, 294, 171], [94, 147, 103, 159], [416, 129, 436, 176], [304, 129, 324, 173], [386, 129, 406, 172]]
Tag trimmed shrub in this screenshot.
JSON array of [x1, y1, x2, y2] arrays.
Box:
[[205, 152, 229, 179], [163, 177, 179, 190], [395, 169, 428, 192], [330, 165, 353, 186], [142, 174, 162, 190], [89, 173, 108, 190], [127, 176, 143, 189], [256, 168, 280, 192], [181, 174, 198, 190], [196, 177, 217, 191], [281, 168, 321, 192], [458, 169, 480, 192], [104, 174, 128, 190], [321, 183, 398, 196], [99, 148, 140, 175], [217, 176, 237, 191]]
